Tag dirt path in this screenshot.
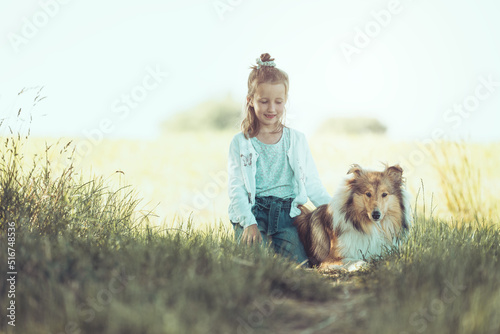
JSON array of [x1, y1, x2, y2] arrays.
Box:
[[256, 269, 374, 334]]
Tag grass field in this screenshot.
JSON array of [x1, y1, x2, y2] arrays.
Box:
[[1, 131, 500, 333]]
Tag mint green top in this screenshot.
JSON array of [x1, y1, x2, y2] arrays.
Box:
[[251, 127, 295, 199]]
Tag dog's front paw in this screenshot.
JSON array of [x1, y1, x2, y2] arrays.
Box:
[[318, 261, 344, 271], [324, 264, 344, 270], [343, 260, 369, 272]]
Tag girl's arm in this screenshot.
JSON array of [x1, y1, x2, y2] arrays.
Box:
[[227, 137, 258, 228]]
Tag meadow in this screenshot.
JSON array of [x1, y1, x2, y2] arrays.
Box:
[[1, 129, 500, 333]]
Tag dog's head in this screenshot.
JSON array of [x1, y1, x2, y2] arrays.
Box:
[[347, 164, 404, 224]]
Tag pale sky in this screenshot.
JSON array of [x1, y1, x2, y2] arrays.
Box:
[[1, 0, 499, 142]]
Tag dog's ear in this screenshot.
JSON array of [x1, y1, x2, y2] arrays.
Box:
[[385, 165, 403, 183], [347, 164, 363, 177]]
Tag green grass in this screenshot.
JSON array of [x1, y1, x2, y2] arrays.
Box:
[[360, 216, 500, 334], [4, 224, 341, 333], [1, 133, 500, 333]]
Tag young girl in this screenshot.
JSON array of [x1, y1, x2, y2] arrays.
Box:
[[228, 53, 331, 266]]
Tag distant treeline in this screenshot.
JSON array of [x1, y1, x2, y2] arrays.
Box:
[[162, 94, 242, 132], [162, 95, 387, 135]]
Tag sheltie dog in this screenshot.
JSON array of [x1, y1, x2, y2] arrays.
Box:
[[294, 164, 411, 270]]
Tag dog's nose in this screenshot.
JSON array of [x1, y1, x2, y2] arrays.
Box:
[[372, 210, 381, 220]]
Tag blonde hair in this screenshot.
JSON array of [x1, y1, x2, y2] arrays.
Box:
[[241, 53, 289, 139]]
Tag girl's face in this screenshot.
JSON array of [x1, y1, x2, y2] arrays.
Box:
[[248, 83, 286, 130]]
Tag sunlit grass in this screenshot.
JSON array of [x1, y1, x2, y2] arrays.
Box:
[[431, 141, 500, 223]]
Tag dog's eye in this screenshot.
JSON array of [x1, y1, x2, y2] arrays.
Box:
[[366, 192, 371, 198], [382, 193, 388, 197]]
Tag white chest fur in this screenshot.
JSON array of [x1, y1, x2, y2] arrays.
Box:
[[337, 225, 392, 261]]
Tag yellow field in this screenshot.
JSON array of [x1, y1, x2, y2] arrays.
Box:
[[21, 132, 500, 228]]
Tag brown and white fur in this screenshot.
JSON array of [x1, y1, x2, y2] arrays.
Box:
[[295, 164, 411, 270]]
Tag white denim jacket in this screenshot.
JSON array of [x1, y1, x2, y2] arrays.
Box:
[[228, 128, 331, 228]]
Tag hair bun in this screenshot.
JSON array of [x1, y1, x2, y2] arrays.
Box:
[[249, 53, 277, 70], [260, 53, 275, 62]]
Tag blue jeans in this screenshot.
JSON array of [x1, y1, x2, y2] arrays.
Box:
[[232, 196, 309, 267]]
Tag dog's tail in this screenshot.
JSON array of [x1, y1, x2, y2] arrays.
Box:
[[296, 204, 312, 219], [294, 204, 332, 267], [294, 205, 310, 248]]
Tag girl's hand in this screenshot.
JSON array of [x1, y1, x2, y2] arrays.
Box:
[[241, 224, 262, 246]]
